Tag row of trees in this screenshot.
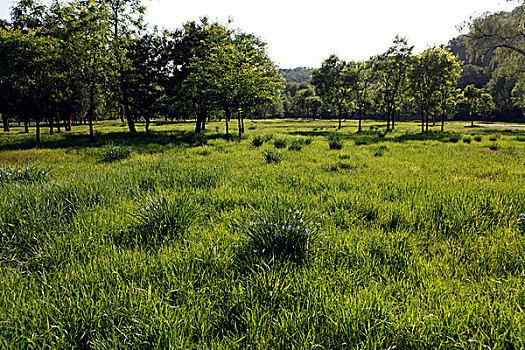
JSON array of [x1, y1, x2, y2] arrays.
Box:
[[0, 0, 283, 143], [279, 37, 496, 132]]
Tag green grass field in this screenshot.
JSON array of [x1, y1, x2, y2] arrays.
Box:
[[1, 119, 525, 348]]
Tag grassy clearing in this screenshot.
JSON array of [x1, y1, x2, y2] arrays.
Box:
[[1, 119, 525, 348]]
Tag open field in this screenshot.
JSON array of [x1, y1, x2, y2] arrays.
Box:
[[1, 119, 525, 348]]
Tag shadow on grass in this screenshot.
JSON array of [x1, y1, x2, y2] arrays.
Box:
[[288, 129, 462, 145], [0, 129, 238, 152]]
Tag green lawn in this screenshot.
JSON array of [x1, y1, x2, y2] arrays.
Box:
[[1, 119, 525, 348]]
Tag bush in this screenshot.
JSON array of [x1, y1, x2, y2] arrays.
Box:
[[474, 136, 482, 142], [234, 207, 320, 263], [101, 143, 133, 162], [130, 194, 198, 246], [448, 137, 460, 143], [274, 138, 287, 149], [252, 135, 265, 147], [462, 137, 472, 144], [327, 134, 343, 150], [263, 150, 283, 164]]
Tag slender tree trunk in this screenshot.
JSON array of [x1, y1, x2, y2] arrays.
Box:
[[24, 116, 29, 133], [2, 114, 9, 132], [358, 108, 362, 133], [240, 116, 244, 133], [225, 110, 230, 136], [441, 113, 445, 132], [89, 84, 95, 142], [56, 111, 61, 133], [36, 118, 41, 145], [386, 107, 391, 132], [66, 114, 72, 131], [145, 116, 150, 133], [237, 114, 242, 139], [49, 111, 54, 135], [123, 89, 136, 133], [391, 110, 396, 130], [421, 108, 425, 133]]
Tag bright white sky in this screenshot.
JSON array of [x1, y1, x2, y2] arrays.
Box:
[[0, 0, 521, 68]]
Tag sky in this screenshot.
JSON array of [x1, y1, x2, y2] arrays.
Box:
[[0, 0, 521, 68]]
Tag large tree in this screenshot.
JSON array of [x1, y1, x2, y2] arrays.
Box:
[[311, 55, 353, 129], [372, 36, 413, 131], [410, 47, 462, 132]]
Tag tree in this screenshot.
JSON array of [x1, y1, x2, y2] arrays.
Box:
[[372, 36, 413, 131], [462, 85, 495, 126], [409, 47, 462, 132], [0, 27, 61, 144], [311, 55, 352, 129]]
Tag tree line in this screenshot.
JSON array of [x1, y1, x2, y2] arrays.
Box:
[[0, 0, 283, 143]]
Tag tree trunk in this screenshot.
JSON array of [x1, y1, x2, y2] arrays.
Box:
[[36, 118, 41, 145], [123, 89, 136, 133], [391, 110, 396, 130], [49, 111, 54, 135], [237, 114, 242, 139], [240, 116, 244, 133], [89, 84, 95, 142], [66, 114, 72, 131], [24, 116, 29, 133], [386, 107, 391, 132], [2, 114, 9, 132], [358, 108, 362, 133], [145, 116, 150, 133], [421, 109, 425, 133], [225, 110, 230, 136], [441, 113, 445, 132], [56, 111, 61, 133]]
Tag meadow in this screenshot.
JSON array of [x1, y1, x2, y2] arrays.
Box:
[[1, 119, 525, 349]]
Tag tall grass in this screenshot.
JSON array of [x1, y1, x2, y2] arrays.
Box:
[[0, 120, 524, 348]]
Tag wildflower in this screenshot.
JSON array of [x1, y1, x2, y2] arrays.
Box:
[[305, 227, 310, 236], [518, 214, 525, 223]]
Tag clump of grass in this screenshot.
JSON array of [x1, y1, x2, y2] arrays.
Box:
[[474, 136, 483, 142], [339, 154, 351, 160], [234, 207, 320, 263], [263, 149, 283, 164], [0, 165, 49, 183], [196, 148, 212, 156], [374, 145, 388, 157], [274, 138, 287, 149], [288, 140, 303, 151], [516, 136, 525, 142], [101, 143, 133, 162], [303, 137, 313, 145], [252, 135, 265, 148], [355, 139, 369, 146], [463, 136, 472, 144], [192, 133, 208, 146], [488, 143, 500, 151], [489, 135, 500, 142], [448, 136, 460, 143], [377, 133, 386, 139], [129, 194, 198, 246], [327, 134, 343, 150], [248, 126, 257, 130]]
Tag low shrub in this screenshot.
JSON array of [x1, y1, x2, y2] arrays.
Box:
[[474, 136, 483, 142]]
